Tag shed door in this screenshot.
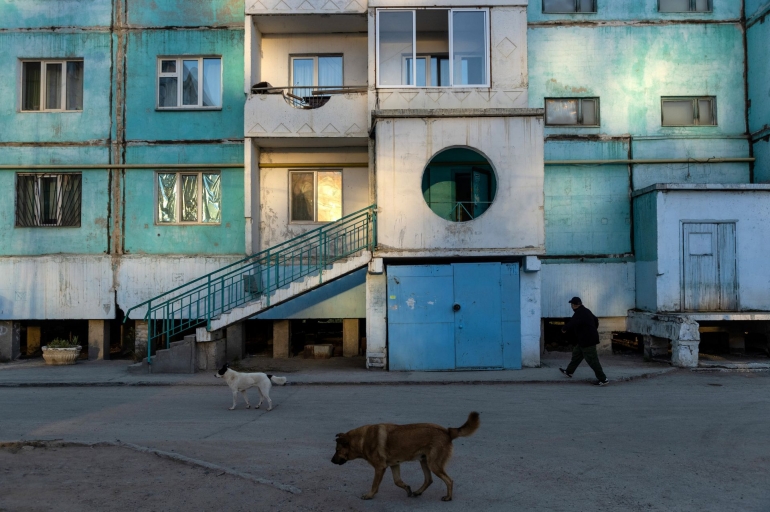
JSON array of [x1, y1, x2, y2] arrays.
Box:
[[682, 223, 737, 311], [453, 263, 503, 369]]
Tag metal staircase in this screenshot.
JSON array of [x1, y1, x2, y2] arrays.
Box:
[[124, 205, 376, 363]]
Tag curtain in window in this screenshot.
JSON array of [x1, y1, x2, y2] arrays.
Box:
[[318, 56, 343, 89], [202, 173, 221, 223], [202, 58, 221, 107], [66, 61, 84, 111], [182, 60, 199, 106], [316, 172, 342, 222], [292, 58, 314, 98], [159, 77, 178, 107], [22, 62, 41, 111], [158, 173, 177, 223], [45, 63, 63, 110], [291, 172, 314, 221], [452, 11, 486, 85], [182, 175, 198, 222]]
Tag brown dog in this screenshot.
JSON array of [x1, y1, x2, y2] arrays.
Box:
[[331, 412, 480, 501]]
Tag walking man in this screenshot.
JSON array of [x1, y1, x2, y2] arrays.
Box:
[[559, 297, 609, 386]]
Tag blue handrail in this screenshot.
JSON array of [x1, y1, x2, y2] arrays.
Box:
[[124, 204, 377, 364]]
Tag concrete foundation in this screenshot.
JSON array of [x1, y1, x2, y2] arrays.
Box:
[[627, 310, 701, 367], [26, 326, 41, 356], [365, 271, 387, 369], [342, 319, 359, 357], [226, 323, 245, 362], [598, 317, 627, 355], [0, 321, 20, 362], [88, 320, 111, 360], [273, 320, 290, 359], [197, 337, 227, 371], [134, 321, 148, 358]]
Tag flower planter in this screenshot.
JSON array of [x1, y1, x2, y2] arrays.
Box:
[[41, 346, 82, 365]]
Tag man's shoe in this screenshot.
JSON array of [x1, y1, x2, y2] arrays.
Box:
[[594, 379, 609, 386], [559, 368, 572, 378]]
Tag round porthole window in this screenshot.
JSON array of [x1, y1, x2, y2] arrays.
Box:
[[421, 147, 497, 222]]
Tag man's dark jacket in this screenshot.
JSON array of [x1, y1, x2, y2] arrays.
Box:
[[564, 306, 600, 347]]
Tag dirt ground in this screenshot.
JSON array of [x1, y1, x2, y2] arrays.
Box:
[[0, 444, 298, 512]]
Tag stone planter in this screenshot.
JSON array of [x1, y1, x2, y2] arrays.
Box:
[[42, 346, 82, 365]]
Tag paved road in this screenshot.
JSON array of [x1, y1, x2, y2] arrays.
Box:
[[1, 370, 769, 511]]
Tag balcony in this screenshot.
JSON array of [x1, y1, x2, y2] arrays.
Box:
[[246, 0, 367, 16], [245, 86, 369, 146]]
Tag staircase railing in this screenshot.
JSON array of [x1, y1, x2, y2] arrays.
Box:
[[124, 204, 377, 364]]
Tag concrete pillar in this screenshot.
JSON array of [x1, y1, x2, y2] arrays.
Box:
[[520, 260, 542, 368], [643, 335, 670, 359], [134, 321, 148, 359], [226, 322, 246, 361], [343, 319, 359, 357], [197, 339, 226, 371], [672, 339, 699, 368], [728, 330, 746, 355], [88, 320, 111, 360], [273, 320, 290, 359], [26, 326, 41, 356], [0, 321, 20, 362], [365, 263, 387, 368], [597, 318, 626, 355]]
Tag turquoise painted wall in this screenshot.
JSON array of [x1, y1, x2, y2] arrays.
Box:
[[0, 0, 112, 29], [127, 0, 244, 26], [528, 0, 741, 22], [746, 0, 770, 18], [544, 140, 630, 255], [747, 3, 770, 180], [124, 29, 245, 142], [124, 144, 244, 255], [0, 32, 113, 143]]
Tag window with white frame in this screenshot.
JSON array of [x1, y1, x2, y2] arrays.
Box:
[[661, 97, 716, 126], [290, 55, 343, 97], [157, 57, 222, 109], [659, 0, 711, 12], [289, 170, 342, 223], [545, 98, 600, 126], [157, 171, 221, 224], [20, 60, 83, 112], [376, 9, 489, 88], [543, 0, 596, 13], [15, 173, 82, 227]]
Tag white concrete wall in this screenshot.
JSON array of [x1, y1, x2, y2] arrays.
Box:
[[520, 268, 542, 367], [653, 187, 770, 312], [369, 6, 528, 111], [541, 262, 636, 318], [258, 148, 371, 250], [247, 0, 367, 15], [375, 115, 544, 254], [0, 256, 114, 320]]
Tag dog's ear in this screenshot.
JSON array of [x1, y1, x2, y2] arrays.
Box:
[[335, 433, 349, 446]]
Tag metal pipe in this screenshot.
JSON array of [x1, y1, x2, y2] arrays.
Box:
[[545, 158, 755, 165], [0, 163, 244, 170]]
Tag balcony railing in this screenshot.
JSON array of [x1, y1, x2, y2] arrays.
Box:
[[251, 84, 367, 110]]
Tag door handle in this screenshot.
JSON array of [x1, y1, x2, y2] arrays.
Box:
[[453, 303, 461, 312]]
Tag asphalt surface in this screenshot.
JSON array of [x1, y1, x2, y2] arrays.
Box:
[[1, 370, 769, 511]]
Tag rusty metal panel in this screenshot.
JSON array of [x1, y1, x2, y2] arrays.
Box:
[[682, 223, 737, 311]]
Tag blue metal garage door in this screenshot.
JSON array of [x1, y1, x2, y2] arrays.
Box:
[[387, 263, 521, 371]]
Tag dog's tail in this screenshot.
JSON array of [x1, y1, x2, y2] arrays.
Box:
[[448, 412, 480, 440], [268, 375, 287, 386]]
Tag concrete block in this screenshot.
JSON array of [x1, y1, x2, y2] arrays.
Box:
[[304, 344, 333, 359], [197, 339, 226, 371], [368, 257, 384, 274], [226, 322, 246, 361], [672, 340, 699, 368], [523, 255, 541, 273], [196, 327, 223, 342], [598, 317, 626, 355], [134, 321, 148, 357], [0, 321, 20, 362], [273, 320, 290, 359], [26, 326, 41, 356], [643, 335, 670, 359], [153, 339, 196, 374], [88, 320, 111, 360], [343, 319, 359, 357]]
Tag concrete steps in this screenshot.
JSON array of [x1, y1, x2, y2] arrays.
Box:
[[128, 338, 196, 374]]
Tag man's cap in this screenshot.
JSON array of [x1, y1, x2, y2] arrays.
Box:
[[568, 297, 582, 305]]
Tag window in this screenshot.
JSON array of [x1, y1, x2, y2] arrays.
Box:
[[422, 147, 497, 222], [661, 97, 716, 126], [15, 173, 82, 227], [658, 0, 711, 12], [545, 98, 599, 126], [157, 172, 221, 224], [157, 57, 222, 109], [543, 0, 596, 13], [290, 56, 343, 97], [20, 60, 83, 112], [376, 9, 489, 88], [290, 171, 342, 223]]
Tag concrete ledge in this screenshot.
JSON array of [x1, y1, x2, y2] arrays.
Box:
[[373, 108, 544, 118]]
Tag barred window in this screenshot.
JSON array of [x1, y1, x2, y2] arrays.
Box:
[[157, 171, 221, 224], [15, 173, 82, 227]]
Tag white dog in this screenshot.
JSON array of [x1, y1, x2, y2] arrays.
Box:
[[215, 363, 287, 411]]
